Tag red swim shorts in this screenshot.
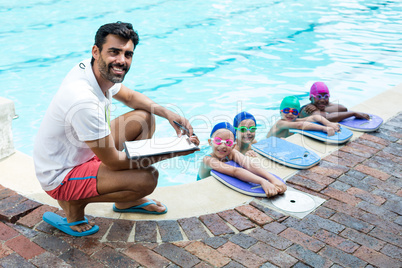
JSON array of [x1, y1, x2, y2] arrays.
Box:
[[46, 156, 101, 201]]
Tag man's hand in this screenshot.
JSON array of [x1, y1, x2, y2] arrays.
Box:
[[137, 146, 200, 169], [169, 116, 195, 137], [153, 135, 200, 162], [188, 135, 200, 146]]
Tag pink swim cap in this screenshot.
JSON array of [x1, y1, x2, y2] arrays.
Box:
[[310, 82, 330, 98]]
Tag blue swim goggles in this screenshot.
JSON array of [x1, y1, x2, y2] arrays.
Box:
[[281, 108, 299, 116]]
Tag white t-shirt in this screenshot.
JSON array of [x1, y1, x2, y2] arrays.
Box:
[[33, 59, 121, 191]]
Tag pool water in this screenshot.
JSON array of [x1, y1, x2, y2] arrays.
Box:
[[1, 0, 401, 186]]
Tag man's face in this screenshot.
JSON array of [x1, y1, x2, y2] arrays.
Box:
[[96, 34, 134, 83]]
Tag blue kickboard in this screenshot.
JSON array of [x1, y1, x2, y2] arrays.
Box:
[[252, 137, 320, 169], [290, 124, 353, 144], [339, 114, 383, 132], [211, 161, 284, 197]]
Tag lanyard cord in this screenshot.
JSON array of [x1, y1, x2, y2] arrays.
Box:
[[105, 105, 111, 130]]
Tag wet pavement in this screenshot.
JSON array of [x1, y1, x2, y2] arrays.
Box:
[[0, 113, 401, 267]]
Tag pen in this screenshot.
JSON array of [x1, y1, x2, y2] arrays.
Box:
[[173, 121, 196, 136]]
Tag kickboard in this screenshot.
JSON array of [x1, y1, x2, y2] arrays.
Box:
[[252, 137, 320, 169], [290, 124, 353, 144], [339, 114, 383, 132], [210, 161, 284, 197]]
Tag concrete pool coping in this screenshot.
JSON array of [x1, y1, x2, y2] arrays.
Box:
[[0, 83, 401, 221]]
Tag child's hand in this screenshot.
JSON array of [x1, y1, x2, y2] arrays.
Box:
[[324, 126, 335, 136], [272, 180, 287, 194], [245, 150, 258, 157], [328, 123, 340, 132], [354, 112, 370, 120], [304, 104, 318, 114], [261, 180, 279, 198]]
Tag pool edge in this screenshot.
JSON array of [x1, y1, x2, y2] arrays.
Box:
[[0, 83, 401, 220]]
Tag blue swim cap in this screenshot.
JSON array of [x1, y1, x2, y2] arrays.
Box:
[[233, 112, 256, 128], [210, 122, 236, 139]]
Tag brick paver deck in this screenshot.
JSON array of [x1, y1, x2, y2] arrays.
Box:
[[0, 113, 401, 267]]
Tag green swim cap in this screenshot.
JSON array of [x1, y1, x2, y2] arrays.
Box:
[[280, 96, 300, 111]]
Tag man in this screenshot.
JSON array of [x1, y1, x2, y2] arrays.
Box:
[[34, 22, 199, 236], [299, 81, 370, 121]]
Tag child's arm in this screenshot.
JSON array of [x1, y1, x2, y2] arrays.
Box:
[[277, 119, 335, 136], [233, 151, 287, 195], [301, 103, 369, 122], [308, 115, 340, 132], [266, 124, 277, 138], [204, 153, 280, 197], [300, 104, 319, 117], [267, 121, 288, 138], [325, 103, 348, 113], [245, 150, 258, 157], [198, 158, 212, 180], [324, 111, 370, 122], [234, 143, 258, 157], [244, 140, 259, 157]]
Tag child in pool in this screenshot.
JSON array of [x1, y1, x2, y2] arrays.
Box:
[[233, 112, 259, 157], [299, 81, 370, 122], [198, 122, 286, 197], [267, 96, 340, 139]]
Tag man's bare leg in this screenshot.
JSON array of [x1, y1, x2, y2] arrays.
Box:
[[111, 109, 155, 150], [109, 109, 165, 211], [58, 110, 162, 233], [59, 165, 163, 233], [96, 163, 166, 212]]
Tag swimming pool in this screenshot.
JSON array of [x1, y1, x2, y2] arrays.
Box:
[[1, 0, 401, 186]]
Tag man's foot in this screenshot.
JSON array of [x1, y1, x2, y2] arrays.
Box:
[[114, 197, 167, 213], [42, 212, 99, 237], [57, 200, 95, 233]]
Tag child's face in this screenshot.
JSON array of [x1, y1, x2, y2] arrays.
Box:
[[311, 93, 329, 111], [209, 129, 235, 159], [236, 119, 256, 144], [281, 108, 299, 122]]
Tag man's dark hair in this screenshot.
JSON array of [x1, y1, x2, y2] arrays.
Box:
[[91, 22, 139, 65]]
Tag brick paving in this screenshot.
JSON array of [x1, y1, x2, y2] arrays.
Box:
[[0, 113, 401, 267]]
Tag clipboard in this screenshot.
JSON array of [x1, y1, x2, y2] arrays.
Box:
[[123, 136, 199, 159]]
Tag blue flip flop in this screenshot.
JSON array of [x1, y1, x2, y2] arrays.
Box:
[[42, 211, 99, 237], [113, 200, 168, 214]]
